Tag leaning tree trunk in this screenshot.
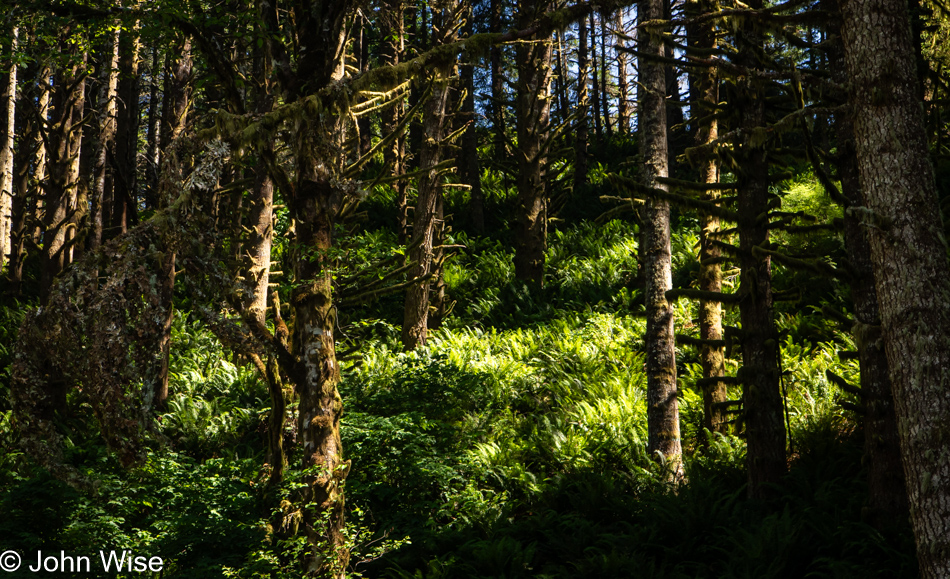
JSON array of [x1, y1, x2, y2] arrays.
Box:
[[513, 0, 553, 286], [839, 0, 950, 574], [639, 0, 682, 472], [686, 0, 728, 436]]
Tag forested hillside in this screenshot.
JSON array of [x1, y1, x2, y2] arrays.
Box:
[[0, 0, 947, 576]]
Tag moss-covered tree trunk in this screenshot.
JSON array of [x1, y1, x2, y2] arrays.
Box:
[[735, 1, 785, 497], [291, 154, 348, 576], [403, 62, 450, 350], [839, 0, 950, 573], [514, 0, 552, 286], [639, 0, 682, 471], [686, 0, 728, 436], [379, 0, 409, 244], [285, 3, 351, 572]]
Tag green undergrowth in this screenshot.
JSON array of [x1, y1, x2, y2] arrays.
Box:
[[339, 318, 914, 578], [0, 218, 916, 577]]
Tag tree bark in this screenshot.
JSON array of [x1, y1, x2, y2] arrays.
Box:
[[615, 11, 629, 134], [151, 35, 191, 411], [514, 1, 553, 286], [553, 30, 569, 125], [459, 32, 484, 233], [600, 16, 612, 137], [574, 16, 589, 190], [590, 14, 603, 141], [41, 47, 86, 304], [90, 28, 120, 252], [403, 29, 452, 350], [686, 0, 728, 436], [824, 7, 907, 526], [144, 45, 162, 209], [285, 4, 351, 572], [639, 0, 682, 472], [0, 26, 16, 269], [380, 0, 409, 243], [735, 1, 785, 497], [839, 0, 950, 573], [490, 0, 507, 157], [9, 56, 40, 295], [112, 26, 142, 238]]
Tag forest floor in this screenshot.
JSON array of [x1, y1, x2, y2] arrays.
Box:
[[0, 200, 917, 578]]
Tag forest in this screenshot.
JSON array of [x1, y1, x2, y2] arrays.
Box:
[[0, 0, 948, 576]]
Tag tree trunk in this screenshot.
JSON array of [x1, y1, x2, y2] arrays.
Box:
[[152, 36, 190, 410], [159, 38, 191, 158], [615, 11, 629, 134], [41, 48, 86, 304], [285, 6, 351, 572], [91, 28, 120, 252], [0, 26, 16, 269], [356, 15, 372, 156], [590, 14, 603, 141], [600, 16, 612, 138], [380, 0, 409, 243], [245, 169, 282, 482], [490, 0, 507, 157], [514, 1, 552, 286], [686, 0, 728, 436], [574, 16, 589, 190], [839, 0, 950, 573], [112, 26, 142, 238], [639, 0, 682, 473], [553, 30, 569, 125], [735, 2, 785, 497], [145, 45, 162, 209], [31, 65, 49, 249], [9, 57, 40, 295], [823, 6, 908, 526], [459, 18, 484, 233], [403, 47, 452, 349]]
